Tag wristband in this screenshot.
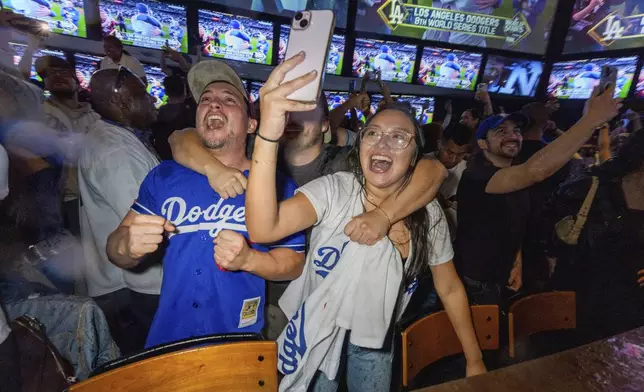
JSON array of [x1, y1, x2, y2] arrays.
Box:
[[257, 132, 280, 143]]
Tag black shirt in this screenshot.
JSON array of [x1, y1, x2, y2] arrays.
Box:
[[152, 100, 197, 160], [454, 153, 531, 284]]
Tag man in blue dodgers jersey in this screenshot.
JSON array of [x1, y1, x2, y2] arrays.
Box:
[[440, 53, 461, 80], [106, 60, 306, 347], [575, 63, 600, 91], [131, 3, 164, 37]]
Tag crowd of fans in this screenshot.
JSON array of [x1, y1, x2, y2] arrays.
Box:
[[0, 11, 643, 392]]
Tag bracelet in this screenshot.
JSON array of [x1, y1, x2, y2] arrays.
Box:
[[375, 206, 392, 227], [257, 132, 280, 143]]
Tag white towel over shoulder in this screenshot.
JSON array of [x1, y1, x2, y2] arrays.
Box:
[[277, 239, 402, 392]]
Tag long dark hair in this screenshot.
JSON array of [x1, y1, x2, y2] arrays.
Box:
[[348, 105, 436, 284]]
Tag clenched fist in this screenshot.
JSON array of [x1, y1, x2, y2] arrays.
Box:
[[123, 215, 175, 260], [214, 230, 252, 271]]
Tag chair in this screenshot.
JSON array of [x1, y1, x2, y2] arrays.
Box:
[[69, 334, 277, 392], [508, 291, 576, 359], [401, 305, 499, 388]]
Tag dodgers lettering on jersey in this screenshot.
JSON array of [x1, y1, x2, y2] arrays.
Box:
[[133, 161, 305, 348], [279, 302, 307, 375], [313, 241, 348, 278]]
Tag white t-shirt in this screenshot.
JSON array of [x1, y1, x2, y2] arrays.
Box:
[[296, 172, 453, 315], [78, 120, 161, 297], [99, 53, 147, 81]]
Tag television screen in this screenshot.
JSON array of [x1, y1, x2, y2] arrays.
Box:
[[547, 56, 638, 100], [417, 47, 482, 91], [201, 0, 348, 28], [352, 38, 417, 83], [1, 0, 87, 37], [143, 64, 167, 108], [198, 9, 273, 65], [635, 68, 644, 99], [563, 2, 644, 54], [9, 42, 66, 82], [99, 0, 188, 53], [278, 25, 345, 76], [481, 55, 543, 97], [73, 52, 102, 90], [354, 0, 559, 54], [398, 95, 435, 125], [248, 81, 264, 102], [326, 91, 369, 123]]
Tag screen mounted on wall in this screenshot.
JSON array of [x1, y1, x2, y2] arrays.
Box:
[[198, 9, 273, 65], [352, 38, 417, 84], [564, 1, 644, 54], [1, 0, 87, 37], [481, 55, 543, 97], [417, 47, 482, 90], [99, 0, 188, 53], [355, 0, 559, 54], [547, 56, 638, 100]]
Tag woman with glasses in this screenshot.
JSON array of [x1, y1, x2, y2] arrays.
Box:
[[245, 54, 485, 391]]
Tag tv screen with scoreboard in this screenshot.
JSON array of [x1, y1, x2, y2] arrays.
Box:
[[481, 55, 543, 97], [417, 47, 482, 91], [398, 95, 435, 125], [99, 0, 188, 53], [278, 25, 345, 75], [564, 1, 644, 54], [352, 38, 417, 83], [73, 52, 102, 90], [1, 0, 87, 37], [201, 0, 348, 28], [547, 56, 637, 100], [354, 0, 559, 54], [143, 64, 167, 108], [248, 81, 264, 103], [9, 42, 66, 82], [198, 9, 273, 65]]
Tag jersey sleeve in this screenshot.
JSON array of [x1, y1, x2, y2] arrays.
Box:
[[269, 173, 306, 253], [425, 200, 454, 266], [295, 174, 338, 226], [131, 165, 163, 217]]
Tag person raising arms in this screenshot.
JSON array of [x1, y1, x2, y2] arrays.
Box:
[[246, 53, 485, 391]]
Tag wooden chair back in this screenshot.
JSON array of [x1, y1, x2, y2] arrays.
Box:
[[508, 291, 576, 358], [401, 305, 499, 387], [69, 341, 278, 392]]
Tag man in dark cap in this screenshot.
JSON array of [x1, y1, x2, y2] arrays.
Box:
[[455, 87, 620, 306]]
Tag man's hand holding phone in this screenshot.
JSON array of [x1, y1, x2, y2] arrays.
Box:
[[258, 52, 318, 141]]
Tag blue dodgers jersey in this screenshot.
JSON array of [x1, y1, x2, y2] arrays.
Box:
[[133, 161, 306, 348]]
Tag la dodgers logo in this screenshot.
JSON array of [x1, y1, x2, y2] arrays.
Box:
[[161, 196, 246, 237], [279, 304, 307, 375], [313, 241, 349, 278]]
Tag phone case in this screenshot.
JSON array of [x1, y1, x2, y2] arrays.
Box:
[[283, 10, 336, 102]]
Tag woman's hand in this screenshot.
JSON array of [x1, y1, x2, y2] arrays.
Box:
[[465, 358, 487, 377], [637, 269, 644, 287], [258, 52, 318, 141]]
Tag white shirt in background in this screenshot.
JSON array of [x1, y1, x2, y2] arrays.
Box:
[[426, 151, 466, 240], [78, 120, 161, 297], [99, 53, 146, 81], [0, 306, 9, 344]]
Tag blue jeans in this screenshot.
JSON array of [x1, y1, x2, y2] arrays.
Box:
[[309, 336, 394, 392], [3, 294, 120, 380]]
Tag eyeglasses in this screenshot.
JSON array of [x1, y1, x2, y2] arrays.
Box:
[[113, 66, 129, 93], [360, 127, 414, 150]]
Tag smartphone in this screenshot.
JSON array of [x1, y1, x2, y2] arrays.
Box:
[[2, 10, 50, 37], [349, 80, 358, 94], [282, 10, 335, 102], [598, 66, 617, 95], [477, 83, 488, 92]]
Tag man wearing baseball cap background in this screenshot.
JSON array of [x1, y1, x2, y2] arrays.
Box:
[[454, 86, 621, 307], [36, 55, 101, 235], [106, 59, 306, 348]]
